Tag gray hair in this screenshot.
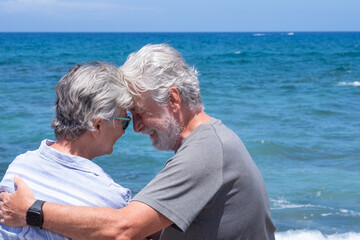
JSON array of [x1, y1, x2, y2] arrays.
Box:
[[51, 62, 133, 141], [120, 43, 204, 111]]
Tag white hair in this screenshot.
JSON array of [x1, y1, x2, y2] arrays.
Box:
[[120, 43, 204, 111], [51, 62, 133, 141]]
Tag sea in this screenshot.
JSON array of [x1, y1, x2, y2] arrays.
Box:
[[0, 32, 359, 239]]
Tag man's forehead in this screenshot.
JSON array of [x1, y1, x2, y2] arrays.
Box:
[[130, 95, 149, 112], [130, 94, 163, 114]]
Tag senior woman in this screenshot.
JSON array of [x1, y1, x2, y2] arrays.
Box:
[[0, 62, 133, 239]]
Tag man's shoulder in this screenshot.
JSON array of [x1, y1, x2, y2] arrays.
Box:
[[172, 121, 226, 169], [187, 118, 238, 146]]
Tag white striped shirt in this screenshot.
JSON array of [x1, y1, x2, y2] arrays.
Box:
[[0, 139, 131, 240]]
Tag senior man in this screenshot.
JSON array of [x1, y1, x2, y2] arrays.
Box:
[[0, 44, 276, 240]]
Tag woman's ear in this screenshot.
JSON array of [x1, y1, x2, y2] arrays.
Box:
[[91, 118, 103, 137]]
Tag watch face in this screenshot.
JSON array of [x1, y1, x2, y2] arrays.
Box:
[[26, 200, 45, 228], [26, 210, 41, 227]]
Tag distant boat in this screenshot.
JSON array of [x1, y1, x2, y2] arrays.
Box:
[[287, 32, 294, 35]]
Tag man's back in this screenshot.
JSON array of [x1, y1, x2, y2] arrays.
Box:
[[133, 118, 276, 239]]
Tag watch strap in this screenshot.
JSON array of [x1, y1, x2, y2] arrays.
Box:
[[26, 200, 46, 228]]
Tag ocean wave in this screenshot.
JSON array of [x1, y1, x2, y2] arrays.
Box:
[[271, 198, 315, 210], [337, 81, 360, 86], [271, 198, 360, 217], [335, 51, 360, 57], [339, 209, 360, 217], [275, 230, 360, 240], [249, 140, 316, 160], [253, 33, 266, 36]]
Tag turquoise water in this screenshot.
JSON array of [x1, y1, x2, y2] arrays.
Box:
[[0, 32, 359, 239]]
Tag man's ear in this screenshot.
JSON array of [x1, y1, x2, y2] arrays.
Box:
[[169, 87, 181, 112]]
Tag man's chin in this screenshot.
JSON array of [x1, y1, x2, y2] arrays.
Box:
[[147, 130, 176, 151], [152, 140, 175, 152], [149, 136, 163, 151], [153, 144, 172, 152]]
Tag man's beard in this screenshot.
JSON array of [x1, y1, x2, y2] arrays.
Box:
[[142, 110, 182, 151]]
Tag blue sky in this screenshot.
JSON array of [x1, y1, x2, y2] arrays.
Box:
[[0, 0, 359, 32]]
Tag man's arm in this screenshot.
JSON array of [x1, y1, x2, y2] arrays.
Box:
[[0, 176, 172, 240], [42, 201, 170, 240]]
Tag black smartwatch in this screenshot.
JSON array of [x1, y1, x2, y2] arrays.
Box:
[[26, 200, 46, 228]]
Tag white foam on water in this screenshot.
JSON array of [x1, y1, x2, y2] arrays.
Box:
[[271, 198, 315, 210], [275, 230, 360, 240], [337, 81, 360, 86], [340, 209, 360, 217], [253, 33, 266, 36], [271, 198, 360, 216], [340, 209, 349, 214], [234, 51, 242, 54], [321, 213, 333, 217]]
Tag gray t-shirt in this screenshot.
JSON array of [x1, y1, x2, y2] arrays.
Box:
[[133, 118, 276, 240]]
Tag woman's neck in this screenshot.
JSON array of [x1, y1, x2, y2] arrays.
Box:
[[50, 138, 93, 160]]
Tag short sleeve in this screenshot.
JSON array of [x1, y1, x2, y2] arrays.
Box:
[[132, 127, 224, 232]]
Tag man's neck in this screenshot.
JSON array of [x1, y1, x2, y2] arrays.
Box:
[[173, 110, 212, 151]]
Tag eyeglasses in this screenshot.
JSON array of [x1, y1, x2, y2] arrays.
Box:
[[114, 115, 131, 130]]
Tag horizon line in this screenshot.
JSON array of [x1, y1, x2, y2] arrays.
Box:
[[1, 30, 360, 33]]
